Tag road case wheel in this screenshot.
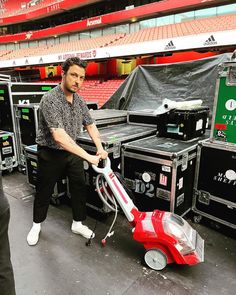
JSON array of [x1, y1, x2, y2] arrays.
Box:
[[50, 197, 61, 206], [18, 166, 26, 174], [144, 249, 167, 271], [193, 214, 202, 224]]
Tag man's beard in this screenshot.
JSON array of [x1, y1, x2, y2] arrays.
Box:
[[65, 85, 77, 93]]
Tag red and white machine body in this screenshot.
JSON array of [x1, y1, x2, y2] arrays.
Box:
[[93, 158, 204, 270]]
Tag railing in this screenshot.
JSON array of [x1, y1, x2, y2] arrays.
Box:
[[0, 73, 11, 81]]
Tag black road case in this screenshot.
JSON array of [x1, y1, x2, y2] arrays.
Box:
[[0, 84, 14, 132], [86, 101, 99, 110], [0, 81, 56, 132], [14, 104, 39, 146], [193, 139, 236, 229], [89, 109, 127, 128], [0, 130, 18, 171], [127, 110, 157, 127], [14, 104, 39, 169], [211, 61, 236, 145], [11, 83, 56, 105], [156, 106, 210, 141], [24, 145, 67, 204], [77, 123, 156, 213], [122, 134, 209, 216]]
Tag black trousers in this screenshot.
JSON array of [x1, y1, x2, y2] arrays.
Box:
[[0, 206, 16, 295], [33, 146, 87, 223]]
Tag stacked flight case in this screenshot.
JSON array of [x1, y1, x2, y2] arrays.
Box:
[[194, 141, 236, 229], [0, 130, 18, 172], [24, 145, 67, 205], [193, 54, 236, 229], [127, 110, 157, 127], [77, 123, 156, 214], [14, 104, 39, 170], [89, 109, 127, 128], [156, 106, 210, 141], [0, 80, 57, 172], [0, 81, 56, 133], [121, 134, 209, 217], [86, 101, 99, 110], [0, 82, 15, 132], [211, 60, 236, 145]]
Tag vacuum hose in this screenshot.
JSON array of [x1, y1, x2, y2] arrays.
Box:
[[95, 173, 118, 212], [95, 170, 118, 246], [93, 158, 135, 246]]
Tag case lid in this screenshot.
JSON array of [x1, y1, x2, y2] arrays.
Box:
[[167, 106, 209, 115], [123, 134, 210, 156], [0, 130, 13, 136], [199, 138, 236, 152], [78, 123, 156, 145], [25, 144, 37, 153], [90, 109, 127, 121]]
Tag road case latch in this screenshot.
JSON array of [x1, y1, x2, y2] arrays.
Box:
[[113, 142, 121, 159], [197, 190, 211, 205], [181, 153, 188, 171]]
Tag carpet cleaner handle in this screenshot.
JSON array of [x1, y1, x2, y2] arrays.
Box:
[[92, 157, 111, 174]]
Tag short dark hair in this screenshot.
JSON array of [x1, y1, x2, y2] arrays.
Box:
[[62, 57, 87, 73]]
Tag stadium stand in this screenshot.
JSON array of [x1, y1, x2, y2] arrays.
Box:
[[0, 1, 235, 107], [0, 33, 126, 60], [0, 0, 64, 16], [109, 13, 236, 46], [78, 78, 125, 107], [0, 0, 30, 16], [0, 13, 235, 62], [39, 76, 125, 107]]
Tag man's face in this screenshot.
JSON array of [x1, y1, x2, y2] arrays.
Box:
[[62, 64, 85, 93]]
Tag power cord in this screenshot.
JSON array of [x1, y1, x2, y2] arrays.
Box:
[[95, 173, 119, 246], [86, 170, 133, 247]]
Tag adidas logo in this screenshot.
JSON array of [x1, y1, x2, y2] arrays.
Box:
[[204, 35, 217, 46], [164, 40, 176, 50]]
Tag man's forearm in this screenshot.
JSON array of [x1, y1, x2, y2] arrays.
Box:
[[50, 127, 91, 161], [86, 123, 103, 151]]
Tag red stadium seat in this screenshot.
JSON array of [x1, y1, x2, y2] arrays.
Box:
[[79, 78, 125, 107]]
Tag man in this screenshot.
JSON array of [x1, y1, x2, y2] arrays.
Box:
[[27, 57, 108, 246], [0, 172, 16, 295]]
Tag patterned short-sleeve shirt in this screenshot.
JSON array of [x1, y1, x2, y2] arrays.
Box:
[[36, 84, 94, 149]]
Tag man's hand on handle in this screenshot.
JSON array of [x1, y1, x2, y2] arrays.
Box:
[[88, 154, 101, 166], [96, 148, 108, 160]]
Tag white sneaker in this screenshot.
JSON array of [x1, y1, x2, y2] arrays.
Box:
[[71, 222, 95, 239], [27, 224, 41, 246]]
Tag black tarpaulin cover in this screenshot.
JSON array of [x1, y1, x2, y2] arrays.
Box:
[[103, 53, 231, 116]]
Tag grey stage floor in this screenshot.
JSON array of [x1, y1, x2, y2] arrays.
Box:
[[2, 171, 236, 295]]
